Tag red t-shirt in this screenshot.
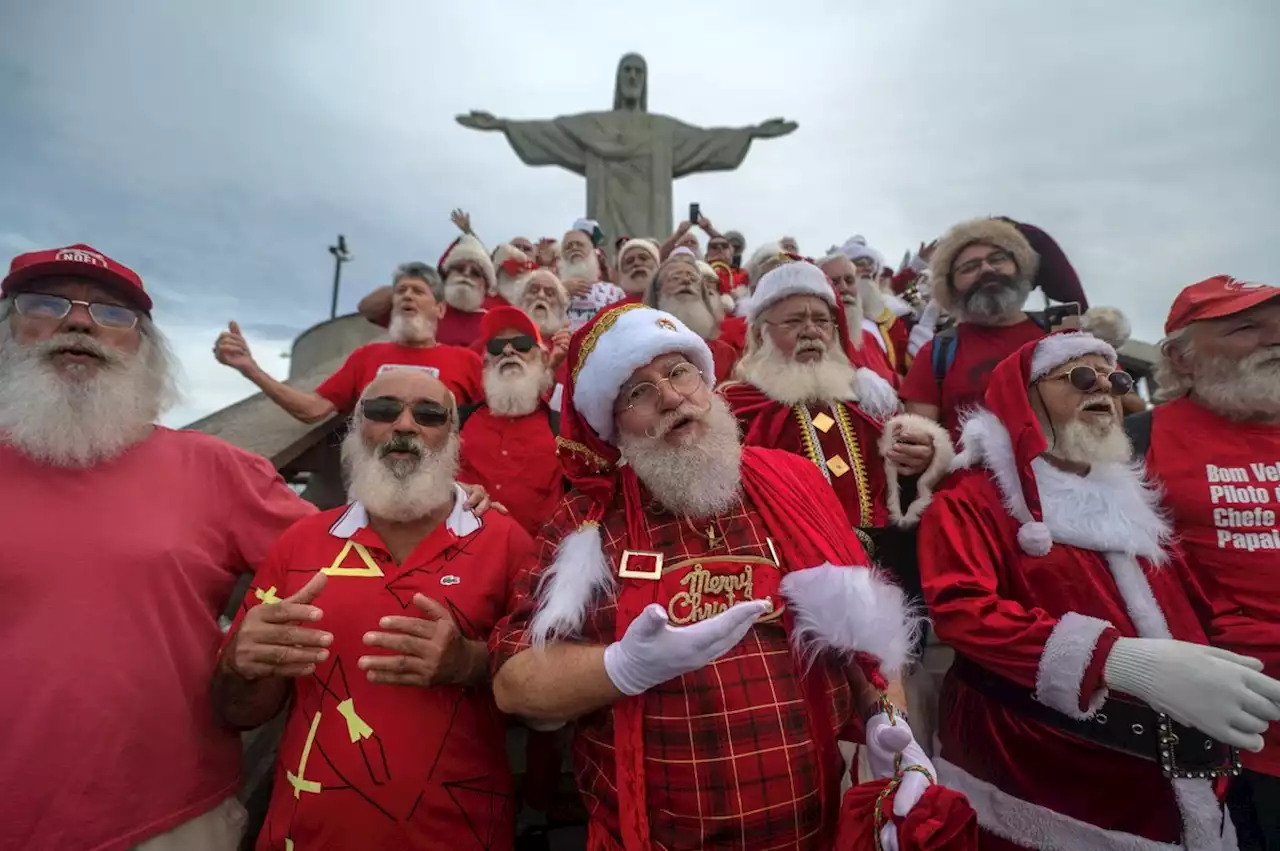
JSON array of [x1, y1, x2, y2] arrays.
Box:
[[437, 308, 487, 348], [1147, 396, 1280, 774], [0, 430, 313, 851], [232, 494, 533, 851], [316, 342, 484, 412], [901, 318, 1045, 436], [458, 405, 563, 536]]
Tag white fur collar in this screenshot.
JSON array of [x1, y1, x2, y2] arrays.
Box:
[[954, 409, 1172, 562]]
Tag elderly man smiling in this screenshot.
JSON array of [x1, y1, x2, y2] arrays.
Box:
[[489, 304, 932, 850], [215, 367, 531, 851], [0, 244, 313, 851]]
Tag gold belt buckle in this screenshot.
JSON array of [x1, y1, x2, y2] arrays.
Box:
[[618, 550, 664, 581]]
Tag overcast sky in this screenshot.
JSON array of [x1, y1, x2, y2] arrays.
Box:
[[2, 0, 1277, 427]]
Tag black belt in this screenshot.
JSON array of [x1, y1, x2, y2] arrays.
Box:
[[951, 655, 1240, 780]]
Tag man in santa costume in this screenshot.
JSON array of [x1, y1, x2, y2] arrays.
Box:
[[432, 233, 496, 346], [515, 268, 573, 412], [837, 236, 912, 379], [722, 258, 952, 532], [821, 250, 899, 387], [489, 304, 936, 851], [560, 219, 626, 330], [1140, 276, 1280, 849], [488, 242, 537, 307], [919, 330, 1280, 850], [707, 232, 748, 297], [614, 237, 660, 300], [646, 247, 738, 381]]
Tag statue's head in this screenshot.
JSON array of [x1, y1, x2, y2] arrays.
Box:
[[614, 53, 648, 112]]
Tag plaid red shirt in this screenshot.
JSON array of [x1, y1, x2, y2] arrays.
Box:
[[491, 487, 855, 851]]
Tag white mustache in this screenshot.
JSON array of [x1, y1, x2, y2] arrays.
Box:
[[648, 400, 712, 439], [38, 333, 120, 365], [795, 339, 827, 354]]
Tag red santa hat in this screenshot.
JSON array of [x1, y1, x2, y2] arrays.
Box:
[[437, 233, 496, 290], [958, 331, 1117, 556]]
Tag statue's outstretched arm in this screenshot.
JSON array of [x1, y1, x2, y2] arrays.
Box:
[[456, 110, 507, 132], [457, 112, 587, 175]]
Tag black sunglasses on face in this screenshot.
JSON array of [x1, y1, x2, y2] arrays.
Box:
[[1042, 365, 1135, 396], [486, 335, 536, 356], [360, 397, 451, 427]]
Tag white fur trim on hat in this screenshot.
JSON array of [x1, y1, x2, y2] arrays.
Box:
[[574, 307, 716, 444], [618, 238, 660, 267], [839, 235, 884, 274], [1030, 332, 1117, 381], [491, 243, 529, 275], [442, 233, 496, 289], [929, 218, 1037, 314], [695, 260, 716, 278], [745, 241, 783, 288], [746, 262, 836, 324]]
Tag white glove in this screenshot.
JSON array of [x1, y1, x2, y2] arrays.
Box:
[[865, 712, 935, 851], [1103, 637, 1280, 752], [603, 600, 770, 696], [906, 299, 942, 358]]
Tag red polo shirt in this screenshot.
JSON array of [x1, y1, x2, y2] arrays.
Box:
[[316, 341, 484, 412], [231, 490, 532, 851], [437, 308, 487, 348], [458, 405, 563, 536]]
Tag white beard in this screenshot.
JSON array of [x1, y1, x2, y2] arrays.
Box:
[[843, 300, 864, 349], [623, 269, 654, 295], [0, 322, 176, 467], [389, 310, 437, 345], [557, 255, 600, 285], [1050, 413, 1133, 466], [618, 396, 743, 519], [520, 297, 569, 337], [658, 292, 719, 340], [857, 276, 887, 321], [342, 428, 460, 522], [1192, 349, 1280, 421], [737, 332, 859, 406], [483, 358, 550, 417], [444, 272, 485, 313], [495, 276, 523, 306]]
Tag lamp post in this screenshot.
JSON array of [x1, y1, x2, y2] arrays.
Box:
[[328, 235, 353, 319]]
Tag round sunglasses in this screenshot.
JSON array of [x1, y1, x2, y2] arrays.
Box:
[[1041, 365, 1135, 396], [486, 335, 536, 357], [360, 397, 452, 427]]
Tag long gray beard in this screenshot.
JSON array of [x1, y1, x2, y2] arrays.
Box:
[[521, 299, 568, 337], [483, 360, 550, 417], [1051, 417, 1133, 466], [618, 396, 743, 519], [658, 293, 718, 340], [556, 256, 600, 285], [389, 311, 437, 345], [1191, 349, 1280, 421], [736, 333, 858, 406], [444, 274, 485, 313], [857, 276, 887, 321], [956, 277, 1032, 325], [0, 324, 175, 467], [843, 301, 865, 348], [342, 429, 460, 522]]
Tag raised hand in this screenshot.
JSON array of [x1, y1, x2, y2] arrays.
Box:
[[562, 278, 593, 299], [359, 594, 472, 687], [548, 329, 571, 371], [456, 110, 505, 132], [753, 118, 798, 139], [450, 208, 473, 235], [214, 321, 257, 373], [603, 600, 771, 696], [223, 573, 331, 681]]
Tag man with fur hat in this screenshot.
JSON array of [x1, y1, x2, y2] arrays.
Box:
[[646, 247, 738, 381], [901, 218, 1074, 437], [723, 258, 952, 531], [919, 330, 1280, 850], [559, 219, 626, 331], [489, 304, 935, 850], [458, 306, 563, 537], [1139, 276, 1280, 848], [614, 237, 660, 299]]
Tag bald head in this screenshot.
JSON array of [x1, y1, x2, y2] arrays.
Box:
[[356, 368, 457, 451]]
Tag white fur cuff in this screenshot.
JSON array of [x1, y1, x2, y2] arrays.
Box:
[[880, 413, 954, 528], [781, 564, 923, 677], [1034, 612, 1113, 720]]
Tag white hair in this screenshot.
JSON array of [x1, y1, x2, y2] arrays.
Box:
[[1156, 329, 1280, 420], [736, 324, 859, 406], [617, 395, 742, 518], [1152, 329, 1193, 404], [0, 298, 180, 467]]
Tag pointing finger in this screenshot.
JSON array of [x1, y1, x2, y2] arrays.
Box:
[[287, 572, 328, 605], [258, 602, 323, 624], [412, 594, 454, 622]]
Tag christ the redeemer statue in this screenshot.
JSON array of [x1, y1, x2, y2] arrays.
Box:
[[457, 53, 797, 246]]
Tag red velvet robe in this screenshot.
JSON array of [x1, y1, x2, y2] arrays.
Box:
[[919, 409, 1237, 851]]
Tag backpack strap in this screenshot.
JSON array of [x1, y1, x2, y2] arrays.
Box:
[[931, 326, 960, 382], [1026, 310, 1049, 331], [548, 406, 561, 437], [1123, 408, 1155, 460], [457, 402, 483, 429]]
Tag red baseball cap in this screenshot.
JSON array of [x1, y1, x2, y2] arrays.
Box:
[[1165, 275, 1279, 335], [1, 244, 152, 314], [480, 305, 542, 346]]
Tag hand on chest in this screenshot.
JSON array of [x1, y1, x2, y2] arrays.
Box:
[[617, 544, 786, 628]]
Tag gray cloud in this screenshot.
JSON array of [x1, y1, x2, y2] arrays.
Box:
[[2, 0, 1276, 425]]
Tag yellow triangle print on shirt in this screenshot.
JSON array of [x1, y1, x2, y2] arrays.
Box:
[[321, 540, 384, 577]]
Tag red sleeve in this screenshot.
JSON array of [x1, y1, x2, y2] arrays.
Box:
[[219, 446, 316, 573], [919, 483, 1119, 716], [315, 348, 364, 411], [456, 349, 484, 406], [899, 340, 940, 406], [219, 530, 293, 655]]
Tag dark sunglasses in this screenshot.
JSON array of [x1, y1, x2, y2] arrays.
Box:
[[13, 292, 139, 330], [1042, 365, 1135, 396], [486, 335, 536, 356], [360, 397, 451, 427]]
